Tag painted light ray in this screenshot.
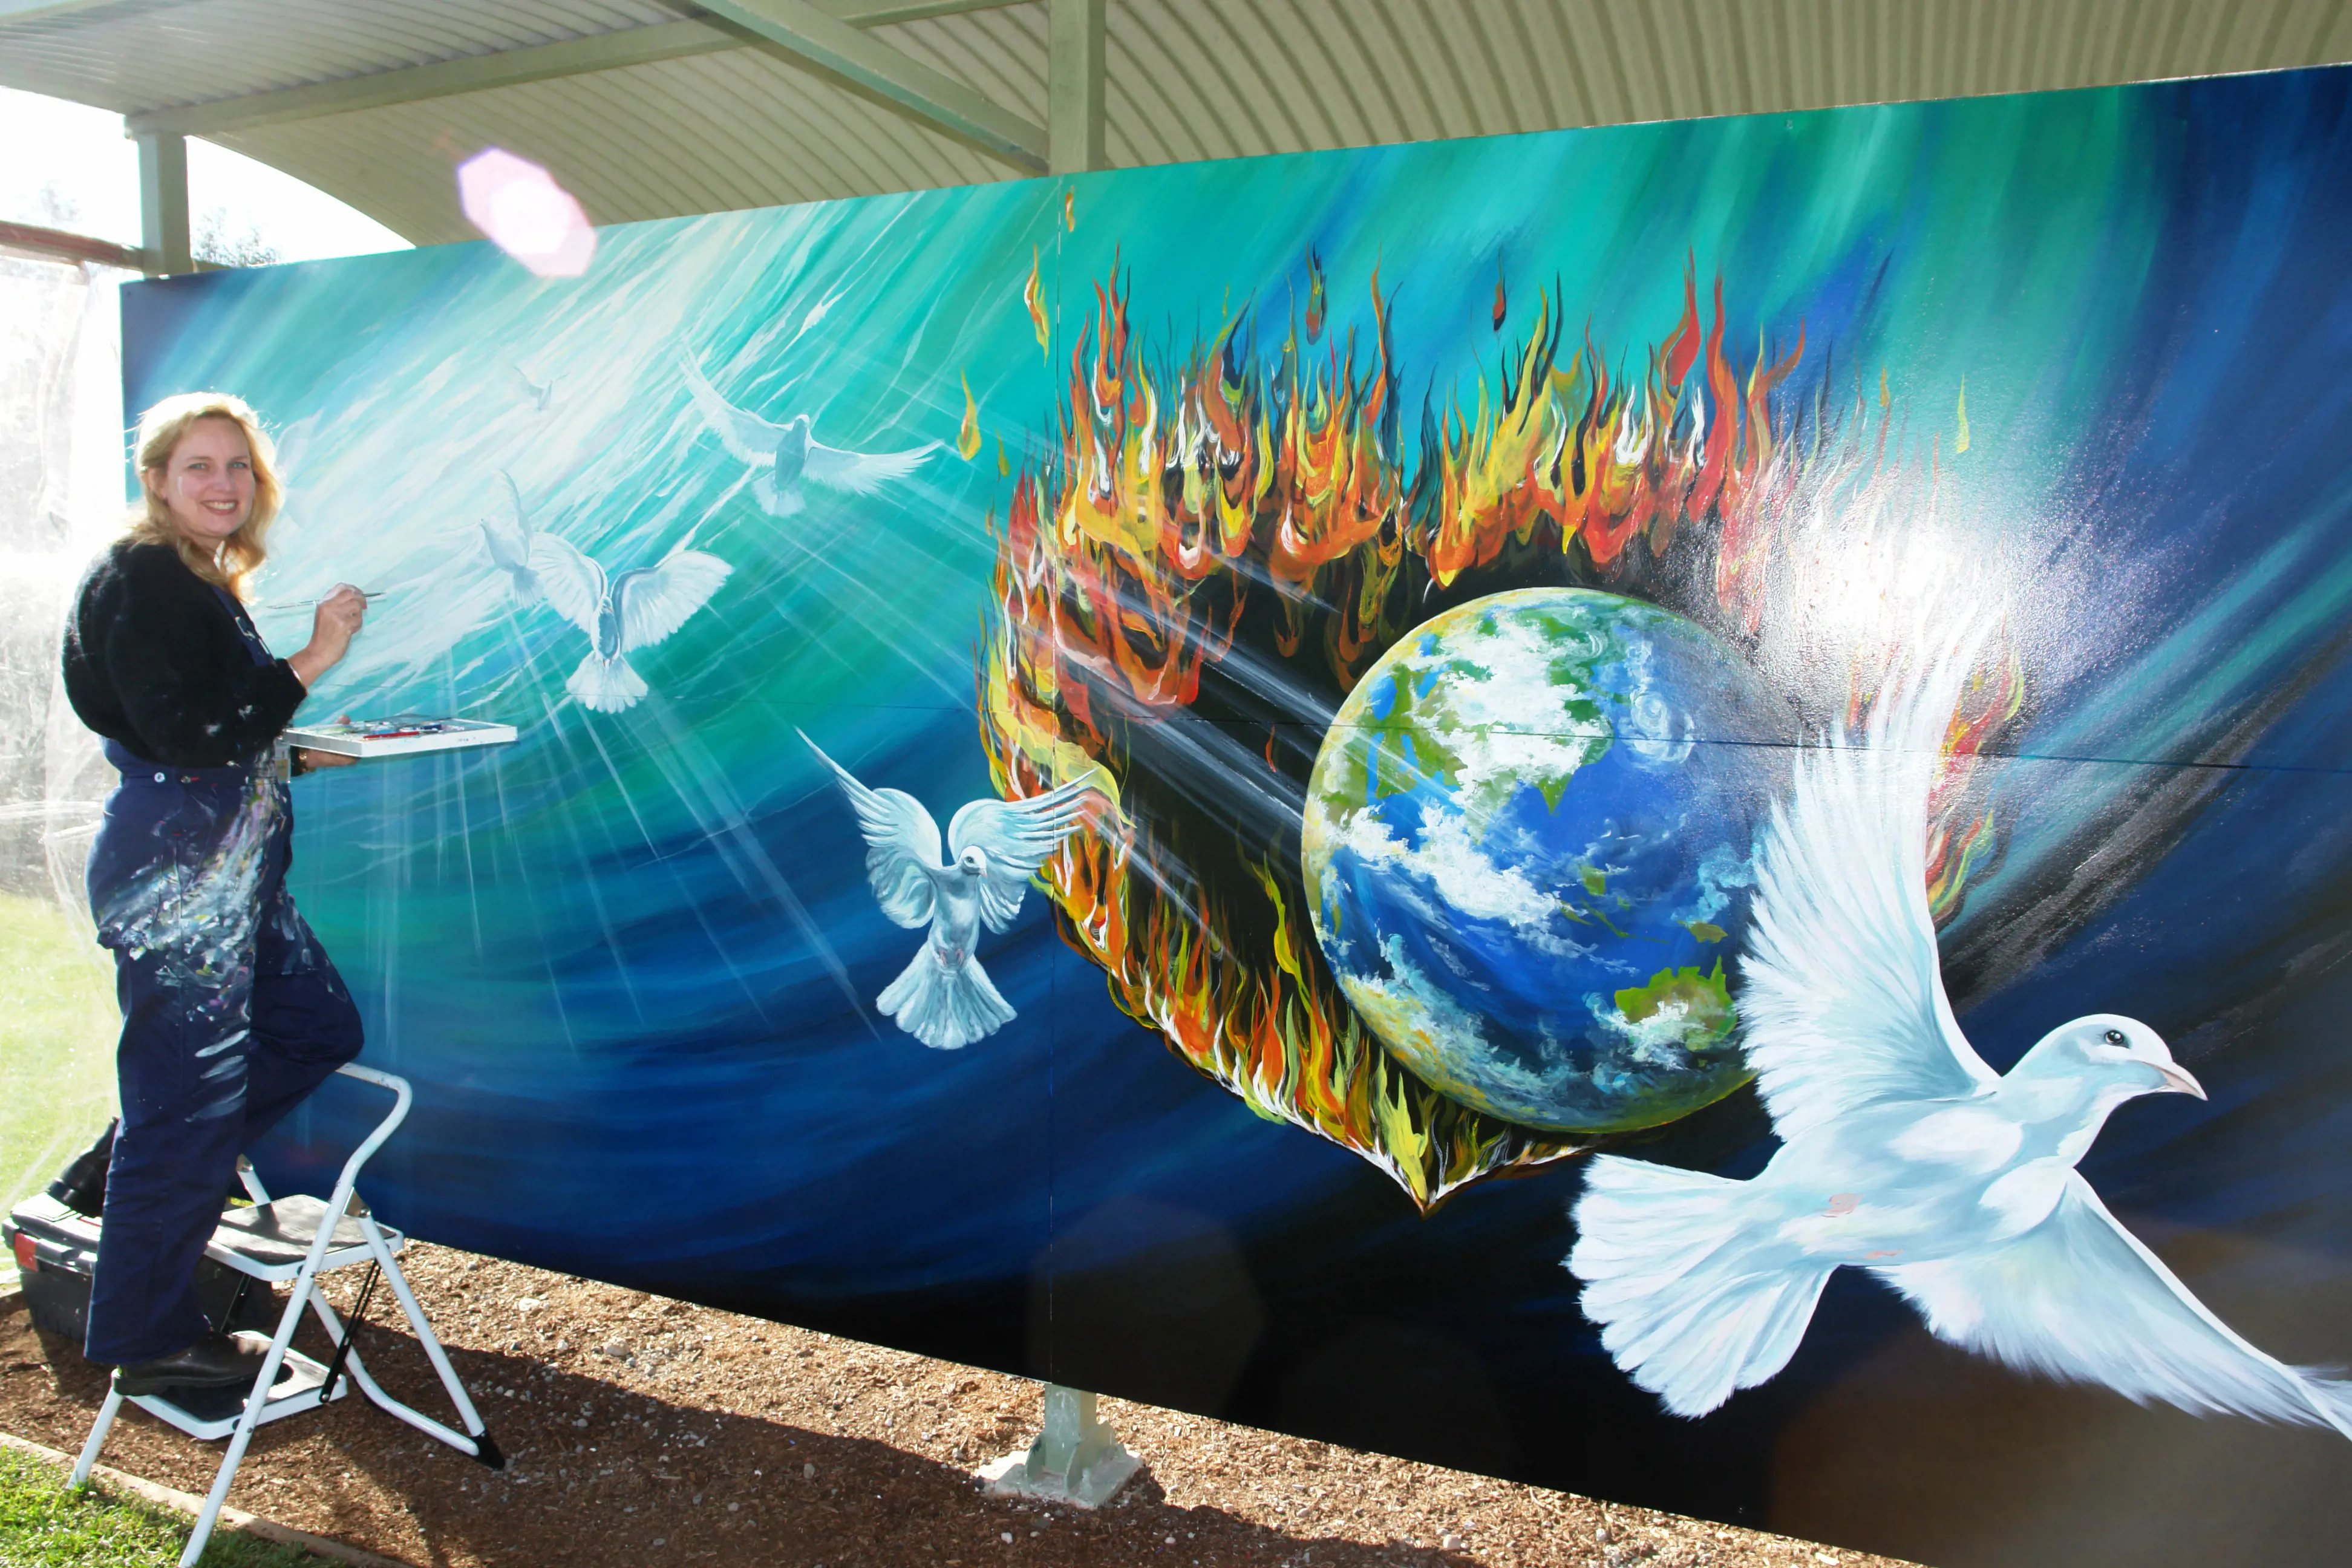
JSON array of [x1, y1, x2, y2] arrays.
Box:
[[638, 699, 874, 1030]]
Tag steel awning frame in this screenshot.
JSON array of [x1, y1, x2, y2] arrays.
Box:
[[4, 2, 2351, 275]]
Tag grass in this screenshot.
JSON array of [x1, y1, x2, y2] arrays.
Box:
[[0, 1443, 342, 1567], [0, 889, 120, 1246]]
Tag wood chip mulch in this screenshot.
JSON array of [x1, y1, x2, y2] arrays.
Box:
[[0, 1244, 1916, 1568]]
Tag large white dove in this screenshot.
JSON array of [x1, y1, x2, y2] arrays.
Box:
[[681, 349, 938, 517], [1569, 651, 2352, 1440], [534, 529, 730, 713], [803, 733, 1101, 1050]]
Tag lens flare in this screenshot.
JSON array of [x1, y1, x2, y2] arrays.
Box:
[[457, 148, 596, 278]]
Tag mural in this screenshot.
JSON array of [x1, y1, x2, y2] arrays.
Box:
[[106, 64, 2352, 1566]]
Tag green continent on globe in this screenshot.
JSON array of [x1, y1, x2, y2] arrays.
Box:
[[1301, 587, 1789, 1135]]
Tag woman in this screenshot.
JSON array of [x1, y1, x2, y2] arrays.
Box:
[[57, 391, 370, 1396]]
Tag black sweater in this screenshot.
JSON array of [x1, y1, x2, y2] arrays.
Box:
[[63, 541, 308, 768]]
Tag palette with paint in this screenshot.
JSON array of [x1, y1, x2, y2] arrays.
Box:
[[284, 716, 517, 758]]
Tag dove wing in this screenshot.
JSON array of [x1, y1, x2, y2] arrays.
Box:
[[615, 549, 730, 654], [1877, 1174, 2352, 1436], [946, 778, 1100, 933], [269, 413, 318, 479], [529, 534, 604, 636], [480, 471, 530, 568], [804, 437, 939, 495], [681, 350, 785, 467], [1737, 661, 1999, 1142], [802, 733, 944, 929]]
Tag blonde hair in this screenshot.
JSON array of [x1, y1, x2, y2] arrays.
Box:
[[125, 391, 284, 599]]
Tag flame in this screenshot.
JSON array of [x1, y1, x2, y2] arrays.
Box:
[[1024, 247, 1050, 356], [976, 256, 2020, 1209], [958, 373, 982, 461], [1922, 645, 2025, 915]]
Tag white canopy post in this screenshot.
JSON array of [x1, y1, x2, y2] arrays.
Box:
[[133, 128, 188, 276]]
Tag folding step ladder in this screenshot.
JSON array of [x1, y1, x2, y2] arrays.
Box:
[[69, 1063, 500, 1568]]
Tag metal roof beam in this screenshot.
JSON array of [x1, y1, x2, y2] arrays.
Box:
[[0, 0, 149, 21], [843, 1, 1024, 20], [695, 0, 1048, 173], [1047, 0, 1105, 174], [119, 3, 1030, 142], [0, 218, 145, 270]]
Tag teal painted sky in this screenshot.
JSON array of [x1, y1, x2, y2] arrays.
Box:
[[131, 77, 2188, 770]]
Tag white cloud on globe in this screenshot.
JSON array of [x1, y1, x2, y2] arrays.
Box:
[[1322, 806, 1599, 956]]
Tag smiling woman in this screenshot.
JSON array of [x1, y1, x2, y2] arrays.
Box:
[[129, 404, 275, 581], [48, 391, 374, 1397]]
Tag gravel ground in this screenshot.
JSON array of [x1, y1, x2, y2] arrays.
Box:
[[1, 1245, 1917, 1568]]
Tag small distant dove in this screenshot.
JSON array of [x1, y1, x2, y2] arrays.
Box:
[[533, 529, 730, 713], [791, 291, 839, 344], [479, 470, 555, 605], [681, 350, 937, 517], [512, 359, 555, 412], [803, 733, 1100, 1050], [1569, 651, 2352, 1440]]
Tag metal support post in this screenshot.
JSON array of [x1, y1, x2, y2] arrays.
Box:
[[977, 1383, 1139, 1507], [1047, 0, 1106, 175], [135, 128, 191, 276]]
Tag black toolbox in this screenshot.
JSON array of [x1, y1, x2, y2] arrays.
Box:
[[6, 1194, 278, 1346]]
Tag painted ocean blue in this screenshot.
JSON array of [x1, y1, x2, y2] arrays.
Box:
[[116, 65, 2352, 1568]]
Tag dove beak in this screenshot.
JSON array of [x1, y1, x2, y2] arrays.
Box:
[[2157, 1061, 2206, 1100]]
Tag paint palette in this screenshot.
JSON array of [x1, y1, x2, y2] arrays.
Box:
[[284, 716, 517, 758]]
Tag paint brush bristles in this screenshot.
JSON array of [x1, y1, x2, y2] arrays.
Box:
[[255, 590, 385, 610]]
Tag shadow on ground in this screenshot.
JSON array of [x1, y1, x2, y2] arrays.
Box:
[[4, 1290, 1481, 1568]]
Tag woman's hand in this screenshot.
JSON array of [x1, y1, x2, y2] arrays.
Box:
[[287, 584, 367, 687], [295, 748, 359, 771]]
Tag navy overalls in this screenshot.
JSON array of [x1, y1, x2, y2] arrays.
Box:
[[82, 586, 362, 1367]]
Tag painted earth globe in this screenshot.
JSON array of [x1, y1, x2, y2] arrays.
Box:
[[1301, 587, 1791, 1134]]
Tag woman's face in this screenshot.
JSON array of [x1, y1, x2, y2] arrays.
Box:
[[150, 416, 255, 546]]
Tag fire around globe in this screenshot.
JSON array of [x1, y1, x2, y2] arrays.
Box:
[[1301, 589, 1789, 1134]]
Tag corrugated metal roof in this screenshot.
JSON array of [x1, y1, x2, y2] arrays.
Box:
[[6, 1, 2352, 246]]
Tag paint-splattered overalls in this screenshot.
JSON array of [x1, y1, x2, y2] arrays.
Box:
[[82, 586, 362, 1368]]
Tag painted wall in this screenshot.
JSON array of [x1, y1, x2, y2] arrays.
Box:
[[117, 65, 2352, 1566]]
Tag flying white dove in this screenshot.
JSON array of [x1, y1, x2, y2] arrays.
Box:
[[511, 359, 555, 412], [803, 733, 1102, 1050], [479, 470, 561, 606], [533, 529, 731, 713], [681, 350, 938, 517], [1568, 650, 2352, 1441]]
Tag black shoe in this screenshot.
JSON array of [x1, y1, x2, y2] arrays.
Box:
[[46, 1119, 117, 1217], [113, 1331, 273, 1397]]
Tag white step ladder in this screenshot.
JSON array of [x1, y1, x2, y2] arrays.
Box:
[[69, 1063, 500, 1568]]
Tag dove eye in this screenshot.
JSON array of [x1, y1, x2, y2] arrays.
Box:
[[2102, 1028, 2128, 1046]]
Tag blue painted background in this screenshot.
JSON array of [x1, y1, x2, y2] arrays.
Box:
[[120, 67, 2352, 1566]]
